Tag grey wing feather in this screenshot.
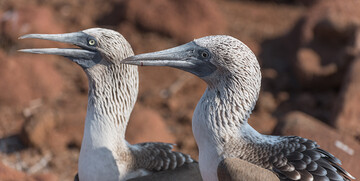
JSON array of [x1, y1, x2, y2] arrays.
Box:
[[269, 136, 355, 181], [130, 142, 193, 172], [127, 162, 201, 181]]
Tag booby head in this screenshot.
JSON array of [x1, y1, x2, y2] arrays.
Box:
[[19, 28, 133, 69], [122, 35, 261, 88]]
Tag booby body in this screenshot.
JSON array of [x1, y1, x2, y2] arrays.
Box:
[[217, 157, 280, 181], [19, 28, 192, 181], [122, 35, 355, 181]]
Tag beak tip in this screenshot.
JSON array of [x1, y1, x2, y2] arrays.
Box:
[[17, 49, 45, 54], [19, 35, 30, 39], [18, 34, 42, 40], [17, 49, 32, 53]]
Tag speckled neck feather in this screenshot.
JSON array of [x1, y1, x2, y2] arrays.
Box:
[[86, 64, 138, 140]]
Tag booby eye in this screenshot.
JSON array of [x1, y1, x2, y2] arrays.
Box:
[[200, 50, 210, 59], [88, 39, 96, 46]]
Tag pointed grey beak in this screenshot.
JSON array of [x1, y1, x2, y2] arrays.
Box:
[[19, 48, 96, 60], [18, 32, 96, 59], [122, 42, 217, 77]]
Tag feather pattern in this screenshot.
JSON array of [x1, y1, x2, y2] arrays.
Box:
[[266, 136, 353, 181], [130, 142, 193, 171]]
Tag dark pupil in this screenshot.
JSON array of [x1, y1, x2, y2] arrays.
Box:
[[202, 52, 208, 58]]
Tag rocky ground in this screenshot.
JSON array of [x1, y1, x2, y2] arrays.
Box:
[[0, 0, 359, 180]]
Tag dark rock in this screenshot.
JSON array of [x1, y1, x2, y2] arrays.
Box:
[[294, 48, 337, 88], [334, 59, 360, 138], [295, 0, 360, 89]]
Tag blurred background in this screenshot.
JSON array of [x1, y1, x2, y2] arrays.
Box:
[[0, 0, 360, 180]]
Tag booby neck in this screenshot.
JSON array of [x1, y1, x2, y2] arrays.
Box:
[[195, 67, 262, 137], [78, 63, 139, 181], [82, 63, 138, 149]]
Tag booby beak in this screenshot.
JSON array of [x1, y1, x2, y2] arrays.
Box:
[[122, 42, 217, 77], [19, 32, 97, 61]]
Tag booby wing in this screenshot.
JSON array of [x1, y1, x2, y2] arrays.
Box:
[[74, 155, 200, 181], [129, 142, 193, 171], [269, 136, 354, 181], [127, 162, 201, 181]]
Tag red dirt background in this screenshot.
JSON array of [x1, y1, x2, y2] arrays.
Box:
[[1, 0, 360, 180]]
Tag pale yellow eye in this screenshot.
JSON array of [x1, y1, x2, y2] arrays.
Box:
[[88, 39, 96, 46]]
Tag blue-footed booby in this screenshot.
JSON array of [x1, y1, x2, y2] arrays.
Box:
[[19, 28, 194, 181], [122, 35, 355, 181]]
